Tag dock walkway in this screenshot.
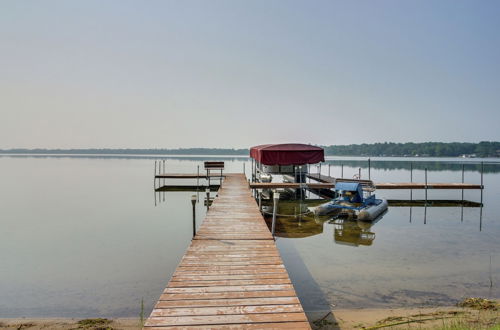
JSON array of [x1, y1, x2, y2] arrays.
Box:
[[307, 173, 483, 190], [145, 174, 310, 329]]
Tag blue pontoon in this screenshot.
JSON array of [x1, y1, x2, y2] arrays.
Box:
[[313, 182, 388, 221]]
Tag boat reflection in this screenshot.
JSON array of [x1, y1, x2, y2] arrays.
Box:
[[261, 199, 386, 245], [262, 202, 323, 238], [331, 217, 380, 247]]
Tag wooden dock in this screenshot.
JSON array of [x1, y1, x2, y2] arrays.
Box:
[[249, 182, 334, 189], [155, 173, 224, 179], [307, 173, 483, 190], [145, 174, 310, 329]]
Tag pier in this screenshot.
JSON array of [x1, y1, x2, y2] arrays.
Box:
[[149, 145, 485, 328], [306, 173, 483, 190], [145, 174, 310, 329]]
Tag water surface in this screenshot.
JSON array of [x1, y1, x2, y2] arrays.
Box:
[[0, 155, 498, 317]]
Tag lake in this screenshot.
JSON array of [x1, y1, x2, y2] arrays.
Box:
[[0, 155, 498, 317]]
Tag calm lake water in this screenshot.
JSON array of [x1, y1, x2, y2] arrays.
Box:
[[0, 155, 499, 317]]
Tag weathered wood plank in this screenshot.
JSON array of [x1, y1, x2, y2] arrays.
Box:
[[173, 268, 288, 276], [158, 290, 298, 301], [171, 274, 289, 281], [164, 284, 294, 294], [174, 265, 286, 271], [150, 304, 304, 317], [145, 312, 308, 326], [146, 322, 311, 329], [154, 297, 301, 308], [167, 278, 291, 287]]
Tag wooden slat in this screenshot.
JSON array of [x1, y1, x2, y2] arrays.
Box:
[[171, 273, 289, 281], [154, 297, 300, 308], [158, 290, 299, 301], [150, 304, 304, 317], [145, 312, 308, 326], [146, 322, 311, 329], [167, 278, 291, 287], [164, 284, 294, 294], [146, 174, 310, 329], [173, 268, 287, 276]]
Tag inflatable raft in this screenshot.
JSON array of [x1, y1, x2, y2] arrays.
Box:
[[313, 182, 388, 221]]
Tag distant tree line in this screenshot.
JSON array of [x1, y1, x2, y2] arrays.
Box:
[[322, 142, 500, 158], [323, 159, 500, 173], [0, 148, 247, 155], [1, 142, 499, 157]]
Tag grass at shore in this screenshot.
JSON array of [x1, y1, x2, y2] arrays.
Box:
[[310, 298, 499, 329]]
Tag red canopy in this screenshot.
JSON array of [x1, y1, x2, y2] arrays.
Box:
[[250, 144, 325, 165]]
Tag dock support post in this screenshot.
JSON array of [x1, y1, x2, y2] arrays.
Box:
[[191, 195, 197, 237], [271, 192, 280, 238], [461, 164, 465, 202], [341, 164, 344, 178], [319, 163, 321, 179], [162, 160, 165, 186], [480, 161, 484, 206], [205, 188, 210, 211], [197, 165, 200, 188], [251, 159, 254, 182], [243, 162, 245, 176], [358, 168, 361, 179], [410, 162, 413, 201], [299, 166, 303, 200], [425, 168, 428, 203], [480, 205, 483, 232], [253, 159, 256, 183], [460, 164, 465, 222], [424, 204, 427, 225], [154, 161, 157, 189], [328, 164, 331, 177], [258, 190, 262, 212], [424, 168, 428, 225], [368, 158, 371, 180]]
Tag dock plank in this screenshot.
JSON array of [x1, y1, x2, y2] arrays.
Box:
[[154, 297, 300, 308], [145, 174, 310, 329], [145, 312, 308, 327], [146, 322, 311, 329], [155, 173, 224, 179], [150, 304, 304, 316]]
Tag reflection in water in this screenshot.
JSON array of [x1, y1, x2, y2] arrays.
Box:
[[261, 199, 384, 245], [332, 219, 377, 247], [262, 200, 324, 238], [264, 197, 494, 309], [264, 197, 485, 245]]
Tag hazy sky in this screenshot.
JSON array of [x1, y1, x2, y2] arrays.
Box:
[[1, 1, 499, 148]]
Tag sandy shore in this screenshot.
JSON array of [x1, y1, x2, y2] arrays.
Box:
[[308, 305, 499, 329], [0, 318, 140, 329], [1, 305, 498, 329]]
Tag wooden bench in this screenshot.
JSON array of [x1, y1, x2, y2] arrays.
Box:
[[204, 161, 224, 186], [204, 161, 225, 170]]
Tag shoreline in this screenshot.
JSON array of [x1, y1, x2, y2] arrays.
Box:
[[1, 303, 498, 329]]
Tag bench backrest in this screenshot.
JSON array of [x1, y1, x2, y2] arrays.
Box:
[[204, 161, 225, 170]]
